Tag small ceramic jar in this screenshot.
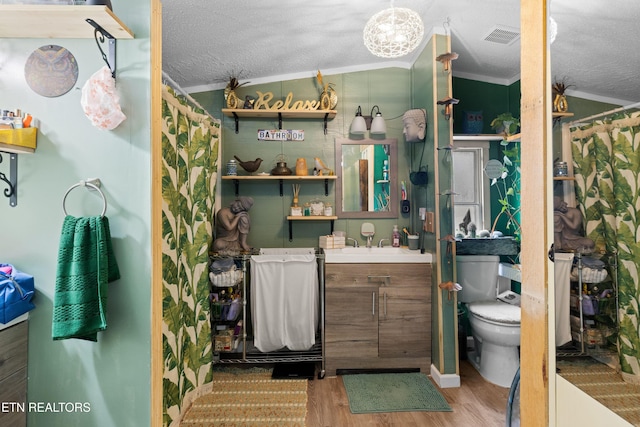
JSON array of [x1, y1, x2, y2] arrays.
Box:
[[226, 159, 238, 176]]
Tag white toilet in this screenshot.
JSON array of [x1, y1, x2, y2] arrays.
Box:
[[457, 255, 521, 388]]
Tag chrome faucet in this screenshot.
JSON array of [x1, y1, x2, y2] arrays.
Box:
[[361, 222, 375, 249], [377, 238, 390, 248], [347, 237, 359, 248], [366, 235, 374, 248]]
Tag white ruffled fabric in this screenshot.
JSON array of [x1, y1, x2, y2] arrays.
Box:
[[250, 253, 318, 352], [81, 66, 126, 130]]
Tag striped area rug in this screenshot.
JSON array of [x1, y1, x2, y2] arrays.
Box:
[[557, 358, 640, 425], [180, 370, 307, 427]]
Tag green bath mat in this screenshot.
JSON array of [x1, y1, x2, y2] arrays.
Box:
[[342, 372, 452, 414]]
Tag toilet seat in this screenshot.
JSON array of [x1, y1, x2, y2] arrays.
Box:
[[468, 300, 521, 325]]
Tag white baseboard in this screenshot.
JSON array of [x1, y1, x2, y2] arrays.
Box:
[[430, 364, 460, 388]]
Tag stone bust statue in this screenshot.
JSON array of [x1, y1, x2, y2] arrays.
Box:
[[402, 108, 427, 143], [553, 196, 594, 253], [212, 196, 254, 254]]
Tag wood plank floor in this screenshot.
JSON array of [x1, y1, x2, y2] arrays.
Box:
[[306, 361, 511, 427]]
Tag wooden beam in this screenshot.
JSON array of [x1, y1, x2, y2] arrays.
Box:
[[359, 159, 368, 211], [520, 0, 552, 426]]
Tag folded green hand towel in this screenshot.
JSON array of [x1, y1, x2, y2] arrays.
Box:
[[52, 215, 120, 341]]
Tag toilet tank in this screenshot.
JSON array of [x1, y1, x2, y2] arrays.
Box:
[[456, 255, 500, 303]]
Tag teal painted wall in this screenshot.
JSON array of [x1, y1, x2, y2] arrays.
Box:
[[193, 68, 417, 248], [551, 95, 620, 161], [453, 78, 522, 238], [192, 42, 452, 374], [410, 35, 439, 370], [0, 4, 152, 427]]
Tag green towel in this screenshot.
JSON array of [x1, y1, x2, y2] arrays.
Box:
[[52, 215, 120, 341]]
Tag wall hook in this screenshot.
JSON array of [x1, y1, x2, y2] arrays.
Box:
[[435, 52, 459, 73], [439, 281, 462, 300], [86, 19, 117, 79], [437, 97, 459, 120]]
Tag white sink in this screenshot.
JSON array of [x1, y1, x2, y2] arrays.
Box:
[[323, 246, 433, 263]]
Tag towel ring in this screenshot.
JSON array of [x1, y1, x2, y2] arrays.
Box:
[[62, 180, 107, 217]]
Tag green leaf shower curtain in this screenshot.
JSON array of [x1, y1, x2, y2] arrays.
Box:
[[570, 110, 640, 383], [161, 85, 220, 425]]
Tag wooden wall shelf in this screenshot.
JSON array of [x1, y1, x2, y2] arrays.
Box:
[[0, 5, 134, 79], [286, 216, 337, 241], [221, 108, 336, 134], [222, 175, 336, 196], [453, 134, 505, 141], [0, 5, 134, 39], [0, 128, 38, 208]]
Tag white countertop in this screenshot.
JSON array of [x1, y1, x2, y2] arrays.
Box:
[[0, 313, 28, 331]]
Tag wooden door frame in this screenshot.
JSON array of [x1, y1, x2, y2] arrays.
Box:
[[149, 1, 555, 425], [520, 0, 553, 425]]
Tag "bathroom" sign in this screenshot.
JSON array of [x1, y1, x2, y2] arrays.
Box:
[[257, 129, 305, 141]]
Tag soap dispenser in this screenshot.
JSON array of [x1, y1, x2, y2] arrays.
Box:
[[392, 225, 401, 247]]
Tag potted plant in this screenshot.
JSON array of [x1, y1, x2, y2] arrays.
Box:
[[491, 140, 521, 242], [490, 112, 520, 136], [552, 77, 574, 113]]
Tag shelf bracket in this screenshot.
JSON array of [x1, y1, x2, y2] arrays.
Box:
[[232, 179, 239, 196], [0, 152, 18, 207], [324, 179, 329, 196], [86, 19, 117, 79], [277, 113, 282, 130], [323, 113, 329, 135], [232, 112, 239, 134], [279, 179, 284, 196]]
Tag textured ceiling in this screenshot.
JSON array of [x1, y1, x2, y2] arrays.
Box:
[[162, 0, 640, 105]]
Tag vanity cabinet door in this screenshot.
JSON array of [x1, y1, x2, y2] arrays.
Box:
[[0, 321, 28, 427], [325, 285, 378, 359], [378, 286, 430, 358], [325, 263, 432, 374]]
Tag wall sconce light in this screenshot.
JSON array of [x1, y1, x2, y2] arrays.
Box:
[[350, 106, 367, 135], [369, 105, 386, 135], [437, 97, 459, 120], [350, 105, 387, 135]]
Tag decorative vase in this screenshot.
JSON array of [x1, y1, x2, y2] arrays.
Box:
[[271, 161, 292, 176], [226, 90, 240, 109], [319, 87, 338, 110], [554, 94, 569, 112], [226, 159, 238, 176], [295, 158, 308, 176]]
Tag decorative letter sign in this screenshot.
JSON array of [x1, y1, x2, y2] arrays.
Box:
[[257, 129, 305, 141], [253, 91, 322, 111]]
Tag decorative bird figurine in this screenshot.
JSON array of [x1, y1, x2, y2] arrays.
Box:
[[313, 157, 334, 176], [234, 156, 263, 174]]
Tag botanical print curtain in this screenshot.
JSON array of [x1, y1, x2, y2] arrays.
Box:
[[161, 85, 220, 425], [570, 110, 640, 383]]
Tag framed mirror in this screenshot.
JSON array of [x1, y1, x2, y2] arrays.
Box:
[[335, 138, 398, 218]]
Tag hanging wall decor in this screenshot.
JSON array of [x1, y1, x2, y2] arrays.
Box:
[[24, 45, 78, 98]]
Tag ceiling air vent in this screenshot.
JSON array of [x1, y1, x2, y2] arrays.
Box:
[[483, 25, 520, 45]]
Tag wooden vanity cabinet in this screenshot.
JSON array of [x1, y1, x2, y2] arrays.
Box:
[[325, 263, 431, 376], [0, 320, 28, 427]]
